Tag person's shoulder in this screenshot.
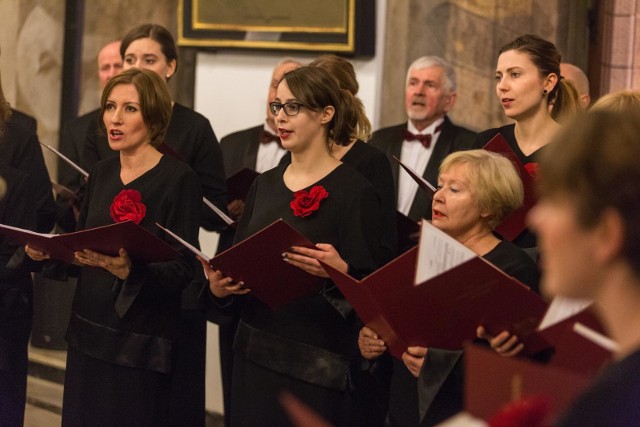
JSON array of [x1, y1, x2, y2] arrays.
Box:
[[558, 350, 640, 426], [475, 124, 514, 146], [10, 109, 37, 133], [370, 123, 406, 138], [172, 103, 211, 126], [220, 124, 262, 145], [441, 116, 477, 144], [64, 108, 100, 132], [333, 162, 375, 191]]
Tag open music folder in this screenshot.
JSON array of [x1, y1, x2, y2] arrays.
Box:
[[482, 133, 538, 241], [321, 220, 548, 359], [226, 167, 260, 202], [464, 344, 593, 424], [158, 219, 323, 309], [0, 220, 180, 264]]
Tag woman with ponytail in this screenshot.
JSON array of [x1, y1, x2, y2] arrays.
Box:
[[474, 34, 570, 249], [202, 66, 385, 425]]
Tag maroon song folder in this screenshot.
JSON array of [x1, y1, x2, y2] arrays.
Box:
[[482, 134, 537, 241], [321, 222, 548, 359], [0, 221, 180, 264], [161, 218, 323, 309], [465, 345, 593, 424], [227, 168, 260, 202], [208, 219, 323, 309], [396, 211, 420, 251], [530, 306, 612, 375], [392, 155, 437, 198]]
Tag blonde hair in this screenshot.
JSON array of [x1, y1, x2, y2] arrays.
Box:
[[440, 150, 524, 229], [590, 90, 640, 116]]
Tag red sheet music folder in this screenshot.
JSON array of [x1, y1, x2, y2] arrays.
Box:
[[482, 133, 538, 241], [322, 221, 548, 359], [465, 345, 592, 424], [392, 155, 436, 198], [0, 221, 180, 264], [530, 306, 612, 375], [226, 168, 260, 202], [208, 219, 323, 309]]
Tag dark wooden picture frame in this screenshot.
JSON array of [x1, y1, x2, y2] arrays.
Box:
[[177, 0, 375, 56]]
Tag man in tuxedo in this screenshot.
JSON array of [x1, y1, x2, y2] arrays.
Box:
[[220, 58, 301, 177], [369, 56, 476, 222], [57, 40, 122, 231]]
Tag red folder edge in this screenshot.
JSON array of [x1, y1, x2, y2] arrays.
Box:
[[0, 221, 180, 264], [482, 134, 537, 241]]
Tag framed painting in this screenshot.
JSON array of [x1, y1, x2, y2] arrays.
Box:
[[177, 0, 375, 56]]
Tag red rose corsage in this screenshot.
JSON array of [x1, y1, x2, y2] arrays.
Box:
[[110, 189, 147, 224], [524, 162, 539, 178], [290, 185, 329, 218], [487, 395, 550, 427]]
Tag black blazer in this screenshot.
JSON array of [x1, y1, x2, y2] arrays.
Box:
[[59, 109, 98, 190], [219, 124, 263, 177], [369, 116, 476, 221], [10, 109, 37, 134]]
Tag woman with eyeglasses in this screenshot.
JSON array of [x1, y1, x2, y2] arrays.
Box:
[[202, 66, 384, 425]]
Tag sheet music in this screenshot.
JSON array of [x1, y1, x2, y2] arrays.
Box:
[[156, 223, 210, 261], [202, 197, 233, 226], [415, 221, 476, 284], [537, 296, 593, 330], [40, 142, 89, 178]]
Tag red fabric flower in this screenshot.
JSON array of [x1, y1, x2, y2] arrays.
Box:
[[290, 185, 329, 218], [488, 395, 550, 427], [524, 162, 539, 178], [110, 189, 147, 224]]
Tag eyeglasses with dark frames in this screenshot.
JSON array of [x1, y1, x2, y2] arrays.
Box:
[[269, 101, 304, 117]]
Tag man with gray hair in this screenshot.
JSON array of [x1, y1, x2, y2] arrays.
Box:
[[369, 56, 475, 223]]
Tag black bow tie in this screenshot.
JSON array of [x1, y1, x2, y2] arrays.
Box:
[[259, 129, 280, 145], [404, 124, 443, 148]]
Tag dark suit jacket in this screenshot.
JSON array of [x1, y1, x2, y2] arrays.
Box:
[[59, 109, 98, 190], [369, 116, 476, 221], [10, 109, 37, 134], [219, 125, 263, 177]]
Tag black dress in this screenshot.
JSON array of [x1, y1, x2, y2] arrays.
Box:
[[474, 124, 548, 249], [555, 348, 640, 426], [224, 162, 383, 426], [387, 239, 541, 427], [0, 164, 37, 426], [0, 117, 55, 425], [61, 155, 201, 426]]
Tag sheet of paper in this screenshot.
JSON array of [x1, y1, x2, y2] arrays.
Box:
[[415, 221, 476, 284], [537, 296, 593, 330]]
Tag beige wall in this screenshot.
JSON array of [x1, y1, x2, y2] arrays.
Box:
[[0, 0, 65, 178], [599, 0, 640, 93]]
